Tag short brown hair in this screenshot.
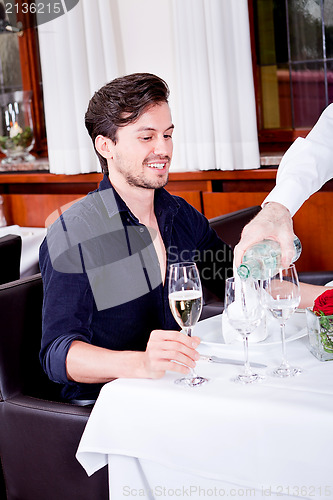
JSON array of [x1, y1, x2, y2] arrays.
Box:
[[85, 73, 170, 174]]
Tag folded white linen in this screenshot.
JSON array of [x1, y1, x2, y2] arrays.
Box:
[[222, 310, 268, 343], [223, 275, 267, 343]]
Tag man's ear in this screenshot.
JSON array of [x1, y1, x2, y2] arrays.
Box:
[[95, 135, 114, 159]]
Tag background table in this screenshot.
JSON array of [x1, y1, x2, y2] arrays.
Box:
[[76, 313, 333, 499], [0, 225, 46, 276]]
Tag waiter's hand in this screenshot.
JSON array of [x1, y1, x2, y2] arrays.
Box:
[[143, 329, 201, 379], [234, 202, 295, 268]]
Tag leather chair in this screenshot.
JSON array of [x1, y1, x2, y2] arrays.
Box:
[[0, 274, 108, 500], [0, 234, 22, 285], [298, 270, 333, 286], [201, 205, 261, 319]]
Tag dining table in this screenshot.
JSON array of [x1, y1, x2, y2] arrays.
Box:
[[76, 311, 333, 500], [0, 224, 46, 277]]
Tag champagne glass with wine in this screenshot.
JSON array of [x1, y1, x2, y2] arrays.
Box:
[[168, 262, 208, 387], [261, 264, 301, 377], [224, 277, 264, 384]]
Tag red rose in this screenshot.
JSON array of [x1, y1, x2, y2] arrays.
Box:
[[313, 289, 333, 316]]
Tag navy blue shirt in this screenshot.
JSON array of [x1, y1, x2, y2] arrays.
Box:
[[39, 175, 233, 401]]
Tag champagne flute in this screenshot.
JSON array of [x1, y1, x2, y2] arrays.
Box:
[[224, 277, 264, 384], [262, 264, 301, 377], [168, 262, 208, 387]]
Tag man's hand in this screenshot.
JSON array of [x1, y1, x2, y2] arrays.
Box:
[[66, 331, 201, 383], [142, 329, 201, 379], [234, 202, 295, 268]]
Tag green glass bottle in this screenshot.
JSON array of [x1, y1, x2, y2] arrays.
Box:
[[237, 236, 302, 280]]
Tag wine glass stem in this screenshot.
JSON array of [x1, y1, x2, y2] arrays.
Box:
[[184, 327, 197, 378], [243, 334, 252, 376], [280, 322, 289, 369]]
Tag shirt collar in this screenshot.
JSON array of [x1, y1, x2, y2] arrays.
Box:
[[98, 175, 132, 219], [98, 174, 180, 221]]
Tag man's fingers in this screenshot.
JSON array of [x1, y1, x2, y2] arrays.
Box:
[[149, 330, 200, 348], [144, 330, 201, 378], [148, 360, 193, 379]]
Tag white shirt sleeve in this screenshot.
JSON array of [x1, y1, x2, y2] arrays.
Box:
[[263, 103, 333, 216]]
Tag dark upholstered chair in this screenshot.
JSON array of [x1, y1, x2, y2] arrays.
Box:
[[0, 234, 22, 285], [209, 206, 261, 249], [0, 274, 108, 500], [201, 205, 261, 319], [298, 270, 333, 286]]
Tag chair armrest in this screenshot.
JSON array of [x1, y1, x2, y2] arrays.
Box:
[[6, 394, 92, 416], [298, 270, 333, 286]]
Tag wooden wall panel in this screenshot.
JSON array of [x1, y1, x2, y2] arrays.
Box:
[[1, 172, 332, 274], [166, 190, 202, 212], [293, 192, 333, 273], [202, 191, 333, 273], [5, 191, 202, 226], [4, 194, 84, 227], [202, 192, 267, 219]]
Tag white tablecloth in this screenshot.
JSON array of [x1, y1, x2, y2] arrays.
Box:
[[0, 224, 46, 277], [76, 313, 333, 499]]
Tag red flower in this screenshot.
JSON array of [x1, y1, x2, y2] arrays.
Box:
[[313, 289, 333, 316]]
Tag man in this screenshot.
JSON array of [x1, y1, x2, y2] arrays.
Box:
[[40, 73, 233, 402], [235, 103, 333, 268]]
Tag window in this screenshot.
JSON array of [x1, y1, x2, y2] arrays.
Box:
[[0, 0, 47, 156], [249, 0, 333, 152]]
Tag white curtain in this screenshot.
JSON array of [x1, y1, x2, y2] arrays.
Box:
[[37, 0, 119, 174], [172, 0, 260, 171]]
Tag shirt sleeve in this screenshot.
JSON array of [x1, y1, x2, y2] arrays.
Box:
[[263, 103, 333, 216], [39, 236, 94, 385]]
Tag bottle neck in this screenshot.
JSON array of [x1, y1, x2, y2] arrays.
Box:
[[237, 259, 262, 280]]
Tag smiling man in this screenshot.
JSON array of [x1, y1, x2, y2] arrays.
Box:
[[39, 73, 233, 403]]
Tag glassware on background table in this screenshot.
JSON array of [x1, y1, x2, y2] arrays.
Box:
[[224, 277, 264, 384], [0, 90, 35, 164], [262, 264, 301, 377], [168, 262, 208, 387]]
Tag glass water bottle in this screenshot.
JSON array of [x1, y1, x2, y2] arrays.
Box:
[[237, 236, 302, 280]]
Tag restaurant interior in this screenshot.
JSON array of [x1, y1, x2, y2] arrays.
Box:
[[0, 1, 333, 499]]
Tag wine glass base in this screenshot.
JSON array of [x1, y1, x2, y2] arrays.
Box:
[[272, 366, 301, 378], [232, 373, 265, 384], [175, 376, 209, 387]]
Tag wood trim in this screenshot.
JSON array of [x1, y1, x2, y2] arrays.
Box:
[[247, 0, 311, 152], [16, 1, 47, 156], [0, 172, 103, 184], [0, 170, 278, 185]]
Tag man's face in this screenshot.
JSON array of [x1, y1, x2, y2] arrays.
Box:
[[110, 102, 174, 190]]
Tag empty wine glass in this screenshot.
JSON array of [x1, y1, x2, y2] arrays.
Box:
[[224, 277, 264, 384], [168, 262, 208, 387], [262, 264, 301, 377]]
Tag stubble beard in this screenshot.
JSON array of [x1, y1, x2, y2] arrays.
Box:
[[115, 156, 170, 190], [125, 171, 169, 190]]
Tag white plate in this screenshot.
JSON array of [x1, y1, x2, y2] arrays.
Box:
[[195, 312, 307, 347]]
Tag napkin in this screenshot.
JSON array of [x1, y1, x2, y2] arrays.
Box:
[[222, 310, 267, 344], [223, 274, 267, 344]]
